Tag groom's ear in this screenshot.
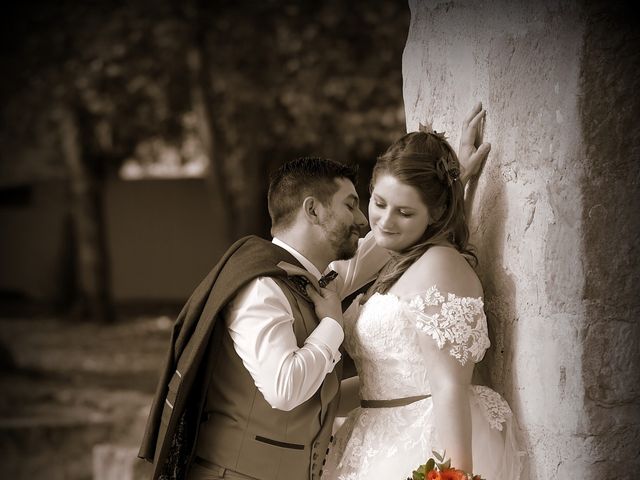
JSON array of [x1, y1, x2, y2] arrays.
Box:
[[302, 196, 322, 225]]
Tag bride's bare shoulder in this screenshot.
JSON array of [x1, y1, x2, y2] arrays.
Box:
[[399, 246, 482, 298]]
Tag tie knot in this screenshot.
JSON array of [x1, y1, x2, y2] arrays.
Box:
[[319, 270, 338, 288]]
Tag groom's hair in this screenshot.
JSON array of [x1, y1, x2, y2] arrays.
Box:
[[268, 156, 358, 234]]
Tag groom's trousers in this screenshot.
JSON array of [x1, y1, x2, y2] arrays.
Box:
[[187, 457, 258, 480]]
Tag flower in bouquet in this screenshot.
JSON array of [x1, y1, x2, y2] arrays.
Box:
[[406, 450, 484, 480]]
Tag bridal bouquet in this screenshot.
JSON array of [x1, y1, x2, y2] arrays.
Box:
[[406, 450, 485, 480]]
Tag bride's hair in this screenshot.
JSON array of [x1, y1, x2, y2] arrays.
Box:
[[370, 130, 477, 295]]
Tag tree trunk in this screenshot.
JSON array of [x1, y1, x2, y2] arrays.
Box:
[[58, 105, 114, 322], [187, 6, 236, 243]]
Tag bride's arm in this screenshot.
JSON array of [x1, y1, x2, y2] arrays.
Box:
[[402, 247, 485, 473], [421, 338, 474, 472], [330, 231, 390, 298]]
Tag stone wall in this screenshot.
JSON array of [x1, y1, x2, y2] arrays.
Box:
[[402, 0, 639, 478], [578, 1, 640, 476]]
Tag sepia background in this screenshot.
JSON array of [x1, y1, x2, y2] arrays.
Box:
[[0, 1, 409, 478], [1, 0, 638, 479]]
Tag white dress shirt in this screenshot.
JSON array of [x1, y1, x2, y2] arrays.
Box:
[[225, 232, 390, 411]]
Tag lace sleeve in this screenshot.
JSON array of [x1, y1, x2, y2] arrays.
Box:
[[407, 286, 490, 365]]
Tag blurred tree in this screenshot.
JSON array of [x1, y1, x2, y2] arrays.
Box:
[[0, 0, 409, 316], [1, 1, 196, 320], [180, 0, 236, 243], [57, 105, 114, 322]]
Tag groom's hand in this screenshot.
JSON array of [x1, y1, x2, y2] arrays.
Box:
[[458, 101, 491, 186], [306, 285, 344, 328]]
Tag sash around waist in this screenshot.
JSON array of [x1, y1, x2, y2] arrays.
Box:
[[360, 394, 431, 408]]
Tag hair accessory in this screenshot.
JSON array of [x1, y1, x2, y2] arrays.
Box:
[[437, 154, 460, 186], [418, 123, 458, 184], [444, 155, 460, 182], [418, 122, 433, 134]]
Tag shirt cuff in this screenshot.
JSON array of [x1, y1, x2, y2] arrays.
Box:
[[306, 317, 344, 365]]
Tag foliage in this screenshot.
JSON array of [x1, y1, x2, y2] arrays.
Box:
[[0, 0, 409, 238], [1, 1, 194, 182], [0, 0, 410, 314], [1, 0, 408, 183]]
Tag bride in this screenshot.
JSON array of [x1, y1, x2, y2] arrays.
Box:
[[309, 123, 525, 479]]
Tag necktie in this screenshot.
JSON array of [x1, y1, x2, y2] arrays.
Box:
[[286, 270, 338, 296], [318, 270, 338, 288], [277, 261, 339, 299]]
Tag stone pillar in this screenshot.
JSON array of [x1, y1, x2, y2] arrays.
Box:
[[402, 0, 639, 478]]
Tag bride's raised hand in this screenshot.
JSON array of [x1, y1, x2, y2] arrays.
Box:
[[458, 101, 491, 186]]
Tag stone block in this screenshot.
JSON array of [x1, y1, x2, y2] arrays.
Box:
[[93, 444, 152, 480]]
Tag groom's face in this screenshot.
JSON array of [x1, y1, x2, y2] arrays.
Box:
[[319, 178, 368, 261]]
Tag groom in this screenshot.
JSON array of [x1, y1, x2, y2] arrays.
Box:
[[139, 157, 386, 480]]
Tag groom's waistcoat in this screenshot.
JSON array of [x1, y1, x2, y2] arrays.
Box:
[[197, 273, 339, 480], [138, 236, 340, 480]]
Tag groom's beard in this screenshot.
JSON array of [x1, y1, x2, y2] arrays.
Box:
[[322, 220, 360, 261]]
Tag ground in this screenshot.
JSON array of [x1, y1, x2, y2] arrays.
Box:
[[0, 314, 173, 479]]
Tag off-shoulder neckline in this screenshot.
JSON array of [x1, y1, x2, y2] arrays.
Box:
[[368, 289, 483, 304]]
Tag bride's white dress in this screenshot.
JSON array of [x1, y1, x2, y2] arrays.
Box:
[[323, 287, 525, 480]]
